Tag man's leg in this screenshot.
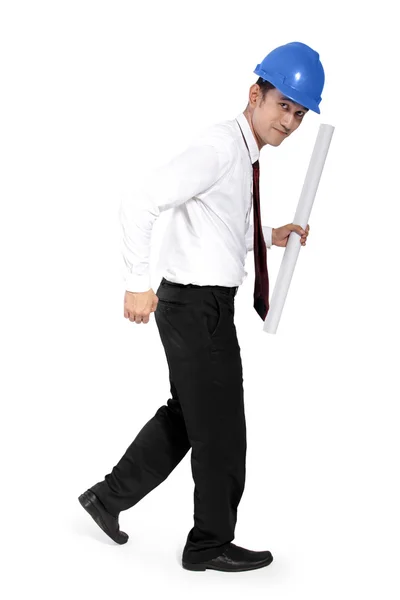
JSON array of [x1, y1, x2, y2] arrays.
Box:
[[88, 277, 192, 517], [154, 281, 246, 564], [89, 373, 190, 516]]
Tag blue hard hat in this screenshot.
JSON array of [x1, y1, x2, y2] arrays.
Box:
[[254, 42, 325, 114]]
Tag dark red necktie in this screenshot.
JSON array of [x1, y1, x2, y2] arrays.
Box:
[[252, 160, 270, 320], [237, 120, 270, 320]]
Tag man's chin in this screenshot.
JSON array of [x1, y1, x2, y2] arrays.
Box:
[[267, 138, 284, 147], [269, 128, 288, 146]]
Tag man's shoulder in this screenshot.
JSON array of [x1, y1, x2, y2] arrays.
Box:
[[192, 117, 239, 155]]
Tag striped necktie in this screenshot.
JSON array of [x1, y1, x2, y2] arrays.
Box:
[[237, 122, 270, 320]]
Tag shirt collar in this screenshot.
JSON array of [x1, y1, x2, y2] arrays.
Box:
[[235, 112, 260, 165]]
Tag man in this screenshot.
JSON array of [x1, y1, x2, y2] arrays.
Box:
[[79, 41, 325, 572]]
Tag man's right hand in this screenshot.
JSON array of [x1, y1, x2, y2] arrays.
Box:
[[123, 289, 159, 324]]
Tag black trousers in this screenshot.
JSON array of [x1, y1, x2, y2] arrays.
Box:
[[90, 277, 246, 564]]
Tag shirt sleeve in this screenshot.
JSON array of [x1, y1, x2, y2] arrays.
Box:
[[119, 142, 231, 292], [245, 224, 273, 252]]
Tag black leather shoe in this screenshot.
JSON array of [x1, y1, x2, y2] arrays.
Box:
[[78, 489, 128, 545], [182, 542, 273, 572]]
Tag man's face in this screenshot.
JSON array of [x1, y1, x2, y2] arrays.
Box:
[[251, 87, 309, 148]]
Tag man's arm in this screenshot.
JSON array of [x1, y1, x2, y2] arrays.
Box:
[[119, 141, 231, 292], [245, 224, 273, 252]]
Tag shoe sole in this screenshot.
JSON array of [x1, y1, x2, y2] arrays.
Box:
[[78, 492, 128, 545], [182, 554, 273, 572]]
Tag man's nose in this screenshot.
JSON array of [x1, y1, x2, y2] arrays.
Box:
[[281, 114, 294, 130]]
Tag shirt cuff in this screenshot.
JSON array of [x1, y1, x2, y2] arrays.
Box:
[[262, 225, 273, 248], [124, 272, 151, 293]]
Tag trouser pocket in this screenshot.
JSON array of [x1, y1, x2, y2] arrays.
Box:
[[203, 291, 223, 340]]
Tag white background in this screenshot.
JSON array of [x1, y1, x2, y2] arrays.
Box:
[[1, 1, 399, 598]]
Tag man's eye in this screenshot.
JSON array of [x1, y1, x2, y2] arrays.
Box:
[[281, 103, 304, 117]]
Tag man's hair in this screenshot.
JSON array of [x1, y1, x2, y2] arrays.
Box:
[[255, 77, 276, 104]]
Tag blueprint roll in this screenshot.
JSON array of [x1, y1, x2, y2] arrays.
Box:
[[263, 123, 335, 334]]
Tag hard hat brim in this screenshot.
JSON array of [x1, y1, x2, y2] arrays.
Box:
[[254, 69, 321, 114]]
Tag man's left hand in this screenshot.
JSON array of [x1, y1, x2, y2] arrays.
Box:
[[272, 223, 310, 247]]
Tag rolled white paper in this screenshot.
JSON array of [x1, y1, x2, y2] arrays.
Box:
[[263, 123, 335, 334]]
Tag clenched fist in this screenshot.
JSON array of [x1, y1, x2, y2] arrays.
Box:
[[124, 288, 159, 324]]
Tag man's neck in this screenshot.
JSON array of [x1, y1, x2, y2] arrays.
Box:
[[242, 108, 265, 150]]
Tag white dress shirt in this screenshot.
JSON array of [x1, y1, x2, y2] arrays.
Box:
[[119, 111, 273, 293]]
